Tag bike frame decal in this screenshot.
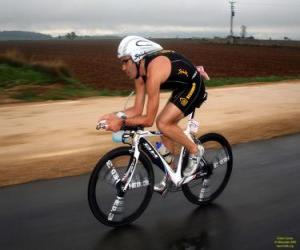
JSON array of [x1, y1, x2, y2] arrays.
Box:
[[128, 178, 150, 190], [107, 196, 124, 221], [213, 155, 230, 168], [137, 135, 190, 187], [106, 160, 121, 184], [140, 138, 165, 172], [122, 157, 136, 185]]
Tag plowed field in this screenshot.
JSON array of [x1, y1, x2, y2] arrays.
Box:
[[0, 39, 300, 90]]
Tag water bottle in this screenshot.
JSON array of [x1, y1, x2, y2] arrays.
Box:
[[155, 142, 174, 164], [112, 130, 125, 143]]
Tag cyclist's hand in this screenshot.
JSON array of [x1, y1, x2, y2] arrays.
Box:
[[196, 65, 210, 80], [98, 113, 115, 123], [106, 117, 122, 132]]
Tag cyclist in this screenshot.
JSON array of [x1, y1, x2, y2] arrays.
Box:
[[99, 36, 207, 191]]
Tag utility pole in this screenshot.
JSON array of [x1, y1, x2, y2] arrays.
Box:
[[229, 1, 236, 37], [241, 25, 247, 38]]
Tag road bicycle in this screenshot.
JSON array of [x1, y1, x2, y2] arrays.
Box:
[[88, 92, 233, 227]]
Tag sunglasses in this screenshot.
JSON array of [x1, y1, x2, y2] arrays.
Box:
[[121, 58, 131, 64]]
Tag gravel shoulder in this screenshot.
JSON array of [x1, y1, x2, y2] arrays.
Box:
[[1, 81, 300, 187]]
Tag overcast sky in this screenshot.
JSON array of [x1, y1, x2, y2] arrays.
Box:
[[1, 0, 300, 40]]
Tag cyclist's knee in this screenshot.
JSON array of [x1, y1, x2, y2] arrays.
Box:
[[156, 118, 168, 132]]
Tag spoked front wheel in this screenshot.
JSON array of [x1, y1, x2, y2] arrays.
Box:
[[182, 133, 233, 205], [88, 146, 154, 227]]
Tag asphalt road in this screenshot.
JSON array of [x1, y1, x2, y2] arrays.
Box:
[[0, 134, 299, 250]]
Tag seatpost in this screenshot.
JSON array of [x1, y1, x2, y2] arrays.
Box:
[[190, 109, 195, 119]]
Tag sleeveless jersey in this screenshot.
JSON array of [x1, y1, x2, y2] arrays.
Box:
[[143, 50, 200, 90]]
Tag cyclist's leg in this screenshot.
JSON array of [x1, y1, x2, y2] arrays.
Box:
[[157, 104, 182, 155], [154, 103, 197, 192], [156, 102, 198, 155], [158, 77, 205, 177], [156, 77, 205, 155]]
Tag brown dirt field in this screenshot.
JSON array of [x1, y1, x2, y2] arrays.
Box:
[[0, 81, 300, 187], [0, 40, 300, 90]]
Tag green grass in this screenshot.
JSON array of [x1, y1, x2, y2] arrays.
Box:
[[11, 85, 95, 101], [0, 63, 133, 101], [12, 86, 132, 102], [0, 63, 54, 87], [206, 75, 300, 87], [0, 63, 76, 87], [0, 63, 89, 101]]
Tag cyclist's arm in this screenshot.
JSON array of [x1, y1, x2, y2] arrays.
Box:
[[123, 77, 146, 117], [98, 78, 145, 122], [124, 78, 160, 127], [102, 79, 158, 131], [124, 57, 170, 127]]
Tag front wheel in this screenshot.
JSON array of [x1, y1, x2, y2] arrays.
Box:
[[182, 133, 233, 205], [88, 146, 154, 227]]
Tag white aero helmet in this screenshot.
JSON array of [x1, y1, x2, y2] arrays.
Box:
[[117, 36, 163, 63]]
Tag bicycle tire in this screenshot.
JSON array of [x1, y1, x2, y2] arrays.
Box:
[[182, 133, 233, 205], [88, 146, 154, 227]]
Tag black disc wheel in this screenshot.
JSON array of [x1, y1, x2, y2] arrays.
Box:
[[88, 146, 154, 227], [182, 133, 233, 205]]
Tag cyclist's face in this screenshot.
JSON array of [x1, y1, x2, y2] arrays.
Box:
[[120, 57, 137, 79]]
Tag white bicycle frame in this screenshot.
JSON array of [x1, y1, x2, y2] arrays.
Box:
[[122, 112, 205, 191]]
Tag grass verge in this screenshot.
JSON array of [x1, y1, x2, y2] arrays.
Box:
[[0, 51, 131, 102], [0, 62, 90, 102], [11, 85, 132, 102], [206, 75, 300, 87], [0, 63, 132, 102]]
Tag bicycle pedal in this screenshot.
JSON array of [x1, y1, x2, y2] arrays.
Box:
[[154, 181, 172, 197], [168, 183, 181, 192], [154, 186, 168, 197]]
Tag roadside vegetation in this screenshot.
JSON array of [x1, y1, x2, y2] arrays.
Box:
[[0, 50, 299, 103], [206, 75, 300, 87], [0, 50, 130, 102]]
